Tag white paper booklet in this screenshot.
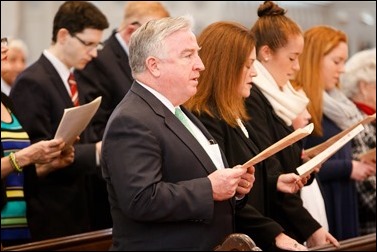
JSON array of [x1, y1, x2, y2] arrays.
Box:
[[54, 96, 102, 146], [304, 113, 376, 157], [296, 124, 365, 177]]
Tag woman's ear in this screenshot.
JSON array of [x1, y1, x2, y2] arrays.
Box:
[[260, 45, 271, 62]]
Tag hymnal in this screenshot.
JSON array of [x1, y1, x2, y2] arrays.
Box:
[[241, 123, 314, 168], [297, 124, 365, 177]]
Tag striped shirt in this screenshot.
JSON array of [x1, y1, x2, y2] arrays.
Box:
[[1, 110, 31, 245]]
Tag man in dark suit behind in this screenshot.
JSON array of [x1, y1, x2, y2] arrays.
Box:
[[10, 1, 109, 241], [76, 1, 170, 143], [101, 16, 255, 251]]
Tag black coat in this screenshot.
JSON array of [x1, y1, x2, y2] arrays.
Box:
[[193, 111, 284, 249], [76, 31, 134, 142], [245, 85, 321, 243]]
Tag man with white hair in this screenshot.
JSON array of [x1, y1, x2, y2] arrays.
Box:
[[101, 16, 255, 250], [340, 48, 376, 235]]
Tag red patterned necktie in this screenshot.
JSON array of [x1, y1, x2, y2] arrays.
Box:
[[68, 73, 79, 106]]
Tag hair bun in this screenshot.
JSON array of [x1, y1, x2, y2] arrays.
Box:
[[258, 1, 286, 17]]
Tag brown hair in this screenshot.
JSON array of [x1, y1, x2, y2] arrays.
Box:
[[52, 1, 109, 43], [184, 21, 255, 127], [293, 25, 347, 135], [251, 1, 302, 58]]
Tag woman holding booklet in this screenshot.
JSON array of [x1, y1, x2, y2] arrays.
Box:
[[244, 1, 339, 248], [293, 26, 375, 240], [185, 19, 314, 251]]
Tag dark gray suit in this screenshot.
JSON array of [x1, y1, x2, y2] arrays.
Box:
[[102, 82, 234, 250]]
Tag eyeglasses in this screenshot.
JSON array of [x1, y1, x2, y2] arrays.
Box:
[[1, 37, 8, 47], [71, 34, 104, 51]]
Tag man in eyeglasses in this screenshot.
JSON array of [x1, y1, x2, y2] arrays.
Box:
[[76, 1, 170, 143], [10, 1, 108, 242]]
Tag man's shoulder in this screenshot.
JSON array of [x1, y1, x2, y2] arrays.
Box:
[[14, 56, 52, 86]]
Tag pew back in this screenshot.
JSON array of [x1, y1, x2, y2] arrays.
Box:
[[2, 228, 112, 251], [309, 233, 376, 251]]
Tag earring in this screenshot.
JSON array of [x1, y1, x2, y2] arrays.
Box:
[[265, 58, 269, 62]]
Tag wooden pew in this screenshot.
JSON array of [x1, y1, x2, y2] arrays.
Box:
[[5, 230, 373, 251], [309, 233, 376, 251], [214, 233, 262, 251], [2, 228, 112, 251], [2, 230, 260, 251]]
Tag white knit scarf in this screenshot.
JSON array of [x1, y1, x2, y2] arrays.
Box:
[[252, 60, 309, 126], [323, 88, 363, 130]]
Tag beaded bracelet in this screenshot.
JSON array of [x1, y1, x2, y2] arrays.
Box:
[[9, 152, 23, 173]]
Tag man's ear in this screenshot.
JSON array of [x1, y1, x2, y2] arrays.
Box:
[[145, 56, 161, 77], [57, 28, 70, 45]]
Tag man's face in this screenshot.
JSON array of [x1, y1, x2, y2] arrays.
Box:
[[63, 28, 104, 70], [156, 29, 205, 106]]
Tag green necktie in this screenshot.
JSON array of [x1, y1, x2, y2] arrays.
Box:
[[175, 107, 195, 136]]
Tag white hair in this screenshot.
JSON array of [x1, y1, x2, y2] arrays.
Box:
[[129, 15, 194, 76], [340, 48, 376, 98], [8, 38, 29, 58]]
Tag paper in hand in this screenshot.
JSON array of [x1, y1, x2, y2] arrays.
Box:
[[297, 124, 365, 177], [54, 96, 102, 146], [241, 123, 314, 168]]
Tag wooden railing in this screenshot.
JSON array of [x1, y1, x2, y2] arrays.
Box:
[[2, 230, 374, 251], [2, 228, 112, 251], [2, 230, 261, 251], [309, 233, 376, 251]]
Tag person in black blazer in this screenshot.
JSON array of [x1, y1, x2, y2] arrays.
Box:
[[184, 21, 310, 251], [245, 1, 338, 248], [9, 1, 109, 241], [76, 1, 170, 143], [101, 16, 255, 251]]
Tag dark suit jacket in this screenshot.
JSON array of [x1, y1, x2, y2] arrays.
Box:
[[76, 31, 133, 142], [245, 85, 321, 243], [10, 54, 97, 241], [193, 112, 284, 250], [102, 82, 235, 250]]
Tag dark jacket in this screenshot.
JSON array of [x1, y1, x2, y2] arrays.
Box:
[[245, 85, 321, 243], [76, 31, 133, 142], [10, 55, 97, 241], [193, 111, 284, 250]]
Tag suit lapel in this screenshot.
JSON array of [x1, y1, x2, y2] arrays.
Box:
[[40, 55, 73, 107], [234, 126, 260, 156], [131, 82, 219, 175]]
